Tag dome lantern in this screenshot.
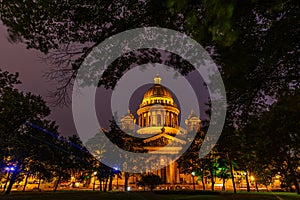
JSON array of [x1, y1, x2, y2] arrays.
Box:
[[154, 74, 161, 84]]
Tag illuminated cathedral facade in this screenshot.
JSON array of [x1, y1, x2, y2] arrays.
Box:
[[120, 75, 201, 185]]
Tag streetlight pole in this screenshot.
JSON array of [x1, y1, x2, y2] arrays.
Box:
[[3, 167, 14, 192], [93, 172, 97, 191], [3, 171, 11, 192], [191, 172, 196, 191], [114, 167, 119, 190], [116, 175, 119, 190]]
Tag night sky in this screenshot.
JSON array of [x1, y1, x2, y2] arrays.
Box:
[[0, 21, 77, 136], [0, 21, 209, 140]]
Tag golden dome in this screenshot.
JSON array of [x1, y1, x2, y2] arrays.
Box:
[[143, 84, 173, 99], [137, 75, 180, 135], [140, 75, 176, 107]]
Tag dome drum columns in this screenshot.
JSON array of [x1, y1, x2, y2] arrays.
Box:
[[137, 109, 179, 128]]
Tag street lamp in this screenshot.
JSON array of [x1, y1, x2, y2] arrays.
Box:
[[114, 167, 119, 190], [3, 166, 15, 192], [191, 172, 196, 191], [93, 172, 97, 191]]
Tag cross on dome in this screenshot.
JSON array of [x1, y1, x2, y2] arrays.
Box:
[[154, 74, 161, 84]]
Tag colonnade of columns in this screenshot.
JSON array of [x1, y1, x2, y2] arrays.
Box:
[[138, 110, 179, 128], [154, 162, 180, 184]]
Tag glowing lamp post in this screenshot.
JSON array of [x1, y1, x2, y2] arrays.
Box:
[[191, 172, 196, 190], [93, 172, 97, 191], [5, 167, 15, 171], [3, 166, 15, 192], [114, 167, 119, 190]]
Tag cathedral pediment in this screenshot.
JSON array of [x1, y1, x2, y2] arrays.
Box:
[[143, 133, 186, 146]]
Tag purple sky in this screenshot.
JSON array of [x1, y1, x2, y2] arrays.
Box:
[[0, 21, 210, 140], [0, 21, 77, 136]]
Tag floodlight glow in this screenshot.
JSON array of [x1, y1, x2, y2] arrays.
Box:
[[114, 167, 119, 171]]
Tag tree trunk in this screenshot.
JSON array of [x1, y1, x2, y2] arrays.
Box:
[[124, 172, 129, 191], [289, 185, 293, 192], [22, 173, 29, 192], [285, 150, 300, 195], [37, 178, 41, 190], [5, 171, 18, 195], [3, 171, 11, 192], [108, 174, 113, 191], [255, 181, 259, 192], [150, 186, 154, 192], [210, 169, 215, 191], [104, 178, 108, 192], [229, 160, 236, 194], [211, 180, 215, 191], [264, 184, 268, 192], [292, 178, 300, 195], [222, 178, 226, 191], [201, 176, 206, 190], [192, 175, 195, 190], [245, 171, 250, 192], [287, 161, 300, 195], [53, 170, 62, 192], [99, 179, 102, 191]]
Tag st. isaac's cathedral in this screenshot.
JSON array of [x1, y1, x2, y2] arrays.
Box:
[[120, 74, 201, 186]]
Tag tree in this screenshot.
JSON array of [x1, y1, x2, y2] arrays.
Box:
[[0, 69, 59, 194], [86, 119, 146, 191], [240, 90, 300, 194], [262, 92, 300, 194], [0, 0, 298, 113], [215, 158, 231, 191], [216, 125, 240, 193], [138, 173, 162, 192], [49, 134, 92, 192]]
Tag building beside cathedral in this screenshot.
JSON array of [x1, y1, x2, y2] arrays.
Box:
[[120, 75, 201, 185]]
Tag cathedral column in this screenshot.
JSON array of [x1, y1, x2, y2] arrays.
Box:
[[175, 114, 178, 127], [165, 110, 168, 126], [169, 111, 172, 127], [139, 114, 141, 127], [142, 114, 144, 127], [157, 110, 161, 126], [161, 110, 166, 126], [153, 111, 156, 126], [175, 163, 180, 183], [168, 111, 171, 127], [141, 114, 143, 127], [157, 168, 161, 177], [169, 162, 175, 184], [166, 164, 171, 184], [165, 111, 168, 126], [150, 111, 153, 126]]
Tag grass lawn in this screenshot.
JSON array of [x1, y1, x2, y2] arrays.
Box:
[[1, 191, 300, 200]]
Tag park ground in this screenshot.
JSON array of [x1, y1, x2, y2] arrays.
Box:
[[1, 191, 300, 200]]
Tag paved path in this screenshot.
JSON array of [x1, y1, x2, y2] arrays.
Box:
[[273, 193, 284, 200]]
